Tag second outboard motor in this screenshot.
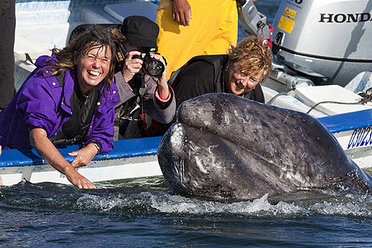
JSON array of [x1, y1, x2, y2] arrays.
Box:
[[272, 0, 372, 86]]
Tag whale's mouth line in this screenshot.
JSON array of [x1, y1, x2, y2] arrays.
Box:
[[180, 122, 281, 168]]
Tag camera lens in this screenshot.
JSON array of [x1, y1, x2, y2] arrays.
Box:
[[145, 58, 164, 78]]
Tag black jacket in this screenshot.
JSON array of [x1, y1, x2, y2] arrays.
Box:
[[171, 55, 265, 108]]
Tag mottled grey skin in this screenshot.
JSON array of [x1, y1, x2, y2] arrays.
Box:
[[158, 93, 372, 201]]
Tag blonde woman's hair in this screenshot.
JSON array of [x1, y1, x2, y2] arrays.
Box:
[[228, 36, 273, 80]]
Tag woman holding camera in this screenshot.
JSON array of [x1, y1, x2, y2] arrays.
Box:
[[113, 16, 176, 139]]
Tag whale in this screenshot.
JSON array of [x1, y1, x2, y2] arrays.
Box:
[[157, 93, 372, 201]]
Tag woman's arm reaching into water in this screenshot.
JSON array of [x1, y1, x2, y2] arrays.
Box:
[[29, 128, 96, 189]]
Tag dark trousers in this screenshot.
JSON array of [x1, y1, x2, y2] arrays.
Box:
[[0, 0, 16, 109], [114, 109, 145, 140]]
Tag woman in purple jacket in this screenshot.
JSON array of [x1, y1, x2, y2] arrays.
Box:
[[0, 27, 120, 189]]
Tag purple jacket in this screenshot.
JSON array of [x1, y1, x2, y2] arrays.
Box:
[[0, 55, 120, 153]]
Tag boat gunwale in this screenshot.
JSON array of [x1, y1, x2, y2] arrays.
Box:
[[0, 136, 162, 168]]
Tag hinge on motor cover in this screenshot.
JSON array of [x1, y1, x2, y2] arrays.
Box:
[[238, 0, 270, 39], [272, 32, 284, 55], [257, 20, 266, 30]]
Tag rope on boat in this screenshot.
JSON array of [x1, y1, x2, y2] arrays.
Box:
[[307, 87, 372, 114], [267, 87, 372, 115], [306, 100, 367, 115], [267, 90, 294, 105]]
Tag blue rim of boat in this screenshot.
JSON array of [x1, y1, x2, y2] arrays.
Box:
[[318, 108, 372, 133], [0, 136, 162, 167]]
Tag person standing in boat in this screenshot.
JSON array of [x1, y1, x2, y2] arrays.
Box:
[[0, 0, 16, 110], [0, 26, 120, 189], [156, 0, 260, 80], [170, 36, 273, 108], [111, 16, 176, 140]]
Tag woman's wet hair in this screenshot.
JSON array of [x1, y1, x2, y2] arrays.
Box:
[[228, 36, 273, 80], [47, 25, 117, 88]]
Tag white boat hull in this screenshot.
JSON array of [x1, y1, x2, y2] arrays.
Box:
[[0, 155, 161, 186], [0, 137, 163, 186], [333, 129, 372, 169]]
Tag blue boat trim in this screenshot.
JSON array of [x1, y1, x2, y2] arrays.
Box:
[[0, 136, 162, 168], [318, 108, 372, 133], [1, 108, 372, 168]]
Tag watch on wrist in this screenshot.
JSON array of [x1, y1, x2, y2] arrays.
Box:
[[91, 141, 102, 154]]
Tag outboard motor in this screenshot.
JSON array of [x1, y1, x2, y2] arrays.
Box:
[[272, 0, 372, 86], [238, 0, 271, 42]]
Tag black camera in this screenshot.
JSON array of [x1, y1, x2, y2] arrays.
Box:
[[132, 49, 165, 78], [114, 46, 165, 78]]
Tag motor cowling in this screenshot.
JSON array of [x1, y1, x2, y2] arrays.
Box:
[[272, 0, 372, 86]]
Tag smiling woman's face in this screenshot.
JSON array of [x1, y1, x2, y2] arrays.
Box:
[[75, 44, 112, 94], [225, 63, 264, 96]]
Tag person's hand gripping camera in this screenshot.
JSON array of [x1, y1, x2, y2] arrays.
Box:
[[122, 50, 169, 100]]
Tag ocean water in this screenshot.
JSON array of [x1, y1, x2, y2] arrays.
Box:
[[3, 1, 372, 247], [1, 177, 372, 247]]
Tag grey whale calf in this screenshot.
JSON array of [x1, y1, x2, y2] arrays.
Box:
[[158, 93, 372, 201]]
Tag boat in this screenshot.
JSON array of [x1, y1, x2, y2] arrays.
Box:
[[1, 0, 371, 186]]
